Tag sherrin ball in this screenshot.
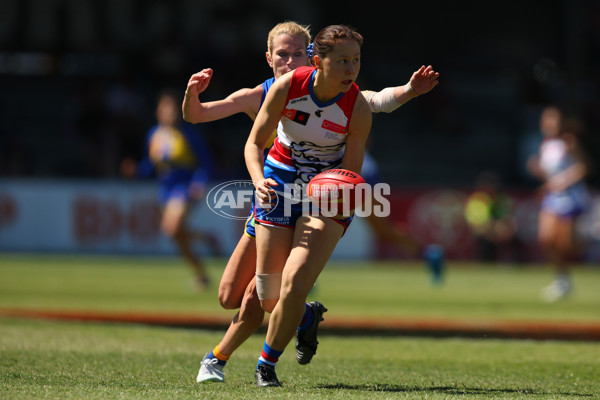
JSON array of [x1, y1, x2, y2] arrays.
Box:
[[307, 169, 366, 211]]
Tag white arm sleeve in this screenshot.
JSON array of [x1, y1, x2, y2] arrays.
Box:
[[363, 87, 402, 113]]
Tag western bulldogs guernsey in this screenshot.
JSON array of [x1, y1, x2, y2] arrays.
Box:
[[267, 66, 360, 185], [539, 137, 590, 216]]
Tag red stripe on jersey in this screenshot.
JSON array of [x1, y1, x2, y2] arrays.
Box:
[[286, 66, 313, 100], [267, 137, 293, 166]]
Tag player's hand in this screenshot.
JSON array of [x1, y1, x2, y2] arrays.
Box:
[[189, 182, 206, 200], [526, 155, 543, 179], [119, 158, 137, 179], [254, 178, 278, 208], [186, 68, 213, 98], [409, 65, 439, 96]]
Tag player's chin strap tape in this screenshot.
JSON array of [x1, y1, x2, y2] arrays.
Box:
[[364, 87, 402, 113], [256, 273, 282, 300]]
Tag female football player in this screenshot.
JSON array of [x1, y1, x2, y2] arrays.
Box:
[[183, 21, 439, 384], [246, 24, 372, 387], [527, 106, 591, 301]]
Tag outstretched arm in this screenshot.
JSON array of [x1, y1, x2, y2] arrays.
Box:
[[364, 65, 439, 113], [182, 68, 263, 123]]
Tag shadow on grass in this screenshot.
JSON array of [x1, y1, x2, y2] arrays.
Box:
[[317, 383, 595, 397]]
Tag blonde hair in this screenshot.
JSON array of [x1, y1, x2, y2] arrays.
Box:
[[267, 21, 311, 55]]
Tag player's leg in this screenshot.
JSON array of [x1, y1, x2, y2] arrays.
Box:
[[549, 216, 577, 297], [162, 196, 209, 288], [254, 223, 294, 313], [219, 207, 259, 308], [220, 277, 264, 354], [538, 210, 569, 301], [265, 216, 341, 349], [255, 216, 342, 387], [537, 209, 558, 252], [197, 216, 262, 383], [189, 229, 223, 256], [218, 234, 257, 309], [197, 276, 265, 383]]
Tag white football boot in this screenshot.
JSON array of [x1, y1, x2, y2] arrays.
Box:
[[196, 353, 225, 383], [542, 276, 572, 302]]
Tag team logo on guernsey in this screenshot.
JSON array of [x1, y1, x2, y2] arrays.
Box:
[[283, 108, 310, 125], [322, 120, 347, 134]]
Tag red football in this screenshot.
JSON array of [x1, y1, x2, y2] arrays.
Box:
[[307, 169, 366, 212]]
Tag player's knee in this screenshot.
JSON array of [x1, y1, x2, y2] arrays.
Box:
[[538, 235, 553, 249], [243, 284, 261, 305], [256, 272, 281, 312], [238, 290, 264, 320], [218, 288, 242, 310], [280, 270, 313, 300], [160, 221, 178, 238], [260, 298, 278, 313]]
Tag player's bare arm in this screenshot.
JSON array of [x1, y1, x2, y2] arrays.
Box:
[[244, 73, 291, 203], [182, 68, 263, 123], [341, 93, 372, 174], [363, 65, 440, 113]]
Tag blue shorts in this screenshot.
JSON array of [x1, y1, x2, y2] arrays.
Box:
[[244, 199, 257, 238], [253, 159, 353, 234], [157, 169, 195, 206], [158, 181, 191, 206], [542, 183, 591, 218]]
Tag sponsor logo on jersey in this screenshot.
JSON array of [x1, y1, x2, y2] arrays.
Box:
[[315, 109, 323, 117], [322, 119, 347, 134], [289, 97, 308, 105], [283, 108, 310, 125]]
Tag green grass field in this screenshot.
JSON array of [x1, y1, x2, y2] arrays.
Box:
[[1, 254, 599, 399]]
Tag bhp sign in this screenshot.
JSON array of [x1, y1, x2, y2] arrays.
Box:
[[73, 197, 160, 243]]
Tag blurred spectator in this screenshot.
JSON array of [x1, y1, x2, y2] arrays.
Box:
[[526, 106, 592, 302], [464, 170, 520, 263], [120, 89, 220, 290]]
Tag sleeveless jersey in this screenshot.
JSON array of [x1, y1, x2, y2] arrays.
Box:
[[148, 126, 197, 169], [267, 66, 359, 185], [260, 77, 278, 149], [540, 138, 574, 177], [539, 137, 590, 216]]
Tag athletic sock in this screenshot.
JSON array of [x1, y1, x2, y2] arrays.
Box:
[[297, 302, 315, 332], [208, 343, 230, 366], [257, 342, 283, 369]]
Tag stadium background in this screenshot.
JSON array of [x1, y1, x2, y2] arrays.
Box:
[[1, 0, 599, 261]]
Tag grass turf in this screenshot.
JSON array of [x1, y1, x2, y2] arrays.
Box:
[[1, 318, 599, 399], [1, 254, 599, 399], [0, 253, 599, 322]]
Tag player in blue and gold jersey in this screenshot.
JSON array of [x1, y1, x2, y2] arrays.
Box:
[[123, 89, 216, 289]]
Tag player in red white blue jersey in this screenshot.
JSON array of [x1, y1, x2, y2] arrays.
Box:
[[527, 106, 591, 302], [254, 65, 359, 232], [183, 21, 439, 384], [245, 25, 372, 387]]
